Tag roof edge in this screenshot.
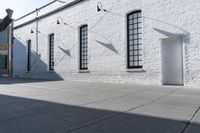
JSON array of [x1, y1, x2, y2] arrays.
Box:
[[15, 0, 58, 21], [14, 0, 86, 30]]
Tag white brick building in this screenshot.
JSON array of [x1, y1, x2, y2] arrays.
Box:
[[13, 0, 200, 86]]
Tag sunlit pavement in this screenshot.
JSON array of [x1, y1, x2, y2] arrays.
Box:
[[0, 78, 200, 133]]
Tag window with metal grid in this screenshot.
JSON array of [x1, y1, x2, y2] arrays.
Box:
[[127, 10, 143, 69], [80, 25, 88, 70], [27, 40, 31, 71], [49, 34, 54, 71]]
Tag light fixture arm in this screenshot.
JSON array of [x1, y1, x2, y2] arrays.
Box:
[[30, 27, 40, 34], [97, 1, 107, 12]]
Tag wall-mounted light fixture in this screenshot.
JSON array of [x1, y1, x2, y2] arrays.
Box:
[[57, 17, 68, 25], [97, 1, 107, 12], [57, 19, 61, 24], [31, 29, 34, 34]]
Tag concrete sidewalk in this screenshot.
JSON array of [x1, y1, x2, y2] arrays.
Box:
[[0, 78, 200, 133]]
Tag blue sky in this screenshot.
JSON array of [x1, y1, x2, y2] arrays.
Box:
[[0, 0, 52, 19]]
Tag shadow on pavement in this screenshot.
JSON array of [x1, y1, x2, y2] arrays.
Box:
[[0, 94, 199, 133], [0, 78, 62, 84]]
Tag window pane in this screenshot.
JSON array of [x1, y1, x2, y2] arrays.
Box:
[[133, 13, 138, 18], [129, 46, 134, 51], [129, 62, 133, 66], [139, 55, 143, 61], [138, 13, 142, 17]]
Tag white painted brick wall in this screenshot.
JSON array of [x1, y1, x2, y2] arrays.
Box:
[[13, 0, 200, 86]]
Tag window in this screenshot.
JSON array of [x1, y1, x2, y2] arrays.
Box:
[[49, 34, 54, 71], [127, 10, 143, 69], [79, 25, 88, 70], [27, 40, 31, 71], [0, 55, 7, 69]]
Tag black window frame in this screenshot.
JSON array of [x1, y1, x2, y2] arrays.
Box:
[[79, 25, 88, 70], [0, 55, 8, 70], [49, 34, 55, 71], [27, 40, 31, 71], [127, 10, 143, 69]]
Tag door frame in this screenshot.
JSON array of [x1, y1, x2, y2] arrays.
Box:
[[161, 36, 184, 86]]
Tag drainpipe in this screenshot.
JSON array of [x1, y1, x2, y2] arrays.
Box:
[[34, 8, 39, 72], [36, 8, 39, 55]]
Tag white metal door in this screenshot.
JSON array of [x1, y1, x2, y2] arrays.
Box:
[[162, 38, 183, 85]]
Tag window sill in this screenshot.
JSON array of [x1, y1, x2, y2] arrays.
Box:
[[126, 68, 146, 73], [78, 70, 90, 73]]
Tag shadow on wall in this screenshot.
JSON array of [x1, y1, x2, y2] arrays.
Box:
[[154, 28, 190, 43], [96, 40, 119, 54], [0, 94, 198, 133], [13, 38, 63, 80], [58, 46, 71, 57]]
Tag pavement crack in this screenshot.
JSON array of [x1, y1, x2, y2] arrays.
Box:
[[125, 88, 180, 112], [179, 106, 200, 133], [65, 112, 119, 133], [79, 88, 155, 106]]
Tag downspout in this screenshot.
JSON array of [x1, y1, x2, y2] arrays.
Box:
[[36, 8, 39, 54]]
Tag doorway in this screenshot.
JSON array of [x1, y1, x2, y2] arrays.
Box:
[[162, 37, 183, 85]]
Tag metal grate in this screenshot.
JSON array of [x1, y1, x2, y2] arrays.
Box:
[[27, 40, 31, 71], [49, 34, 54, 71], [80, 25, 88, 70], [127, 10, 143, 69]]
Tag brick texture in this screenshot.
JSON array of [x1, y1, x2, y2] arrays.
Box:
[[13, 0, 200, 86]]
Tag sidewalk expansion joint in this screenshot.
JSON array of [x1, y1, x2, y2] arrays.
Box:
[[65, 88, 180, 133], [180, 106, 200, 133]]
